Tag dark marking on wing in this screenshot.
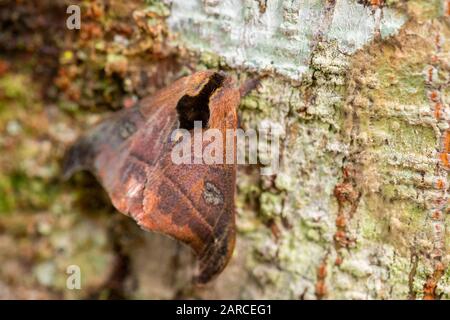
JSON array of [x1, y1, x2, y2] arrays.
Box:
[[203, 181, 224, 206]]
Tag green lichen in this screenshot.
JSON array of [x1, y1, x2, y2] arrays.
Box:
[[372, 119, 436, 156], [408, 0, 444, 20], [198, 51, 221, 69], [259, 192, 283, 219], [375, 59, 429, 105], [145, 0, 171, 17]]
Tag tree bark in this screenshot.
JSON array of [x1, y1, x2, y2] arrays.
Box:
[[0, 0, 448, 299]]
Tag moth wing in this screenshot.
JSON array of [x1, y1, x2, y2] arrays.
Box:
[[63, 71, 239, 284], [136, 153, 237, 284]]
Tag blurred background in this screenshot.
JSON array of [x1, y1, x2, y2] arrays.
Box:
[[0, 0, 449, 300], [0, 0, 202, 299]]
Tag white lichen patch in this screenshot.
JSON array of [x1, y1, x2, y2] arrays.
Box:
[[167, 0, 406, 80]]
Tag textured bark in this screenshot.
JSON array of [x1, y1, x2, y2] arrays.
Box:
[[0, 0, 448, 299]]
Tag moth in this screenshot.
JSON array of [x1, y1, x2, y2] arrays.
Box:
[[63, 70, 256, 284]]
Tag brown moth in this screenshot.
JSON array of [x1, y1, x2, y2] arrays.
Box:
[[63, 70, 246, 284]]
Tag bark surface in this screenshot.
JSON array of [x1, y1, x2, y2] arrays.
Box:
[[0, 0, 448, 299]]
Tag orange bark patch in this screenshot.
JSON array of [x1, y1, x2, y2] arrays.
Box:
[[315, 259, 328, 300], [427, 66, 434, 82], [443, 131, 450, 153], [429, 90, 440, 102], [432, 211, 442, 220], [434, 102, 442, 119], [370, 0, 383, 6], [436, 178, 445, 190], [423, 262, 446, 300], [439, 153, 449, 167]]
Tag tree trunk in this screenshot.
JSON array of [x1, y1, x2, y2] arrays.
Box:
[[0, 0, 448, 299]]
